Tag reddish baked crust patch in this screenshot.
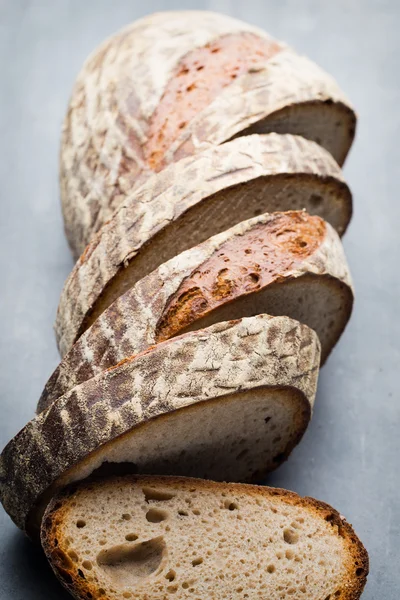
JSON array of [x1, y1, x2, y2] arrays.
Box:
[[146, 32, 283, 171], [156, 212, 326, 341]]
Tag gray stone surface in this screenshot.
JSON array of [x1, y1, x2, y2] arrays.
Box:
[[0, 1, 398, 598]]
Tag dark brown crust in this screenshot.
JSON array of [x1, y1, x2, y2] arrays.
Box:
[[156, 212, 326, 341], [41, 475, 368, 600]]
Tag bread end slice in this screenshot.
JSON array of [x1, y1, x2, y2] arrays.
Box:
[[41, 475, 368, 600]]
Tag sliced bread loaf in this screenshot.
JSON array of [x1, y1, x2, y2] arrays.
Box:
[[41, 211, 351, 413], [55, 133, 352, 356], [0, 315, 320, 534], [41, 475, 368, 600], [61, 11, 356, 256]]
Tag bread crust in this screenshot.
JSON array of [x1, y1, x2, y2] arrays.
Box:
[[56, 133, 352, 356], [41, 475, 368, 600], [60, 11, 356, 257], [0, 315, 320, 533], [40, 211, 352, 412]]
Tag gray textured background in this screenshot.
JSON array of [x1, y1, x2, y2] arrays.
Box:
[[0, 1, 398, 598]]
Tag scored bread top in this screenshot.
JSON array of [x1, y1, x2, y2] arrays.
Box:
[[61, 10, 355, 256], [40, 211, 352, 412], [0, 315, 320, 533], [56, 133, 352, 356], [41, 475, 369, 600]]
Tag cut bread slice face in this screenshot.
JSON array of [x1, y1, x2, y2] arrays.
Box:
[[56, 133, 352, 356], [41, 475, 368, 600], [41, 211, 352, 413], [0, 315, 320, 535], [61, 11, 356, 256]]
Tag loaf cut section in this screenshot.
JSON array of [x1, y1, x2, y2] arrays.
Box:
[[41, 475, 368, 600], [0, 315, 320, 534], [60, 11, 356, 256], [56, 133, 352, 356], [41, 211, 351, 412]]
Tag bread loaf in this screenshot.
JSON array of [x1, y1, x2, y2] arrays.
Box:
[[55, 133, 352, 356], [0, 315, 320, 534], [41, 211, 351, 413], [41, 475, 368, 600], [61, 11, 356, 256]]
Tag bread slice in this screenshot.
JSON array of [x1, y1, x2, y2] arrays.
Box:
[[41, 475, 368, 600], [41, 211, 351, 413], [0, 315, 320, 535], [56, 133, 352, 356], [61, 11, 356, 256]]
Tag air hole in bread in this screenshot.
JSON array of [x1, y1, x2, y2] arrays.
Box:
[[165, 569, 176, 582], [82, 560, 93, 570], [97, 537, 166, 585], [145, 508, 168, 523], [283, 528, 299, 544], [125, 533, 138, 542], [178, 510, 189, 516], [76, 519, 86, 528], [68, 549, 79, 562], [356, 568, 365, 576], [142, 487, 176, 503], [267, 564, 276, 573], [192, 557, 203, 567], [325, 513, 335, 523], [54, 548, 73, 570], [167, 584, 178, 593], [224, 501, 239, 511], [245, 272, 260, 286], [122, 513, 131, 521]]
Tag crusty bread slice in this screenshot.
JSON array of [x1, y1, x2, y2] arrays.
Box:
[[0, 315, 320, 535], [61, 11, 356, 256], [40, 211, 351, 413], [41, 475, 368, 600], [56, 133, 352, 356]]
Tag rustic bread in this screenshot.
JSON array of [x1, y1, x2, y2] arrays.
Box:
[[0, 315, 320, 535], [61, 11, 356, 256], [41, 211, 351, 413], [41, 475, 368, 600], [55, 133, 352, 356]]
